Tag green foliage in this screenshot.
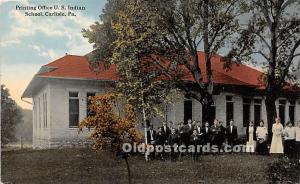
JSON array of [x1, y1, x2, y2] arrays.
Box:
[[233, 0, 300, 88], [1, 85, 23, 146], [267, 158, 300, 184], [83, 0, 246, 113]]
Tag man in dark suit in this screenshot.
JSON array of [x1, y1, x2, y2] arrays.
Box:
[[187, 119, 194, 135], [168, 128, 180, 161], [147, 124, 156, 159], [181, 121, 191, 146], [190, 129, 201, 161], [211, 119, 222, 153], [202, 122, 211, 154], [155, 127, 165, 160], [195, 121, 203, 134], [161, 121, 171, 144], [218, 121, 226, 152], [226, 119, 238, 148], [202, 122, 211, 143]]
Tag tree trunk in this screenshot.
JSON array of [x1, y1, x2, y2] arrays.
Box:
[[201, 94, 214, 124], [265, 95, 277, 143], [124, 156, 132, 184]]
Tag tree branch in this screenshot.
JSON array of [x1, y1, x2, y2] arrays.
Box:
[[278, 38, 300, 84]]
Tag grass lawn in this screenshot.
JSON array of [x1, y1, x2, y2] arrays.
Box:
[[0, 148, 288, 184]]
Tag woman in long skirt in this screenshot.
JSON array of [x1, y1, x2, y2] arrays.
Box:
[[256, 120, 268, 155], [246, 121, 256, 153], [270, 118, 284, 154]]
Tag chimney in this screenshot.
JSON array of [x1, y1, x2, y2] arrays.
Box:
[[65, 53, 68, 56]]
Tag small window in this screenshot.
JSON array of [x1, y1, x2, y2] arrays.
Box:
[[289, 100, 295, 105], [254, 99, 262, 104], [279, 99, 286, 105], [69, 92, 79, 98], [243, 98, 251, 104], [226, 96, 233, 102]]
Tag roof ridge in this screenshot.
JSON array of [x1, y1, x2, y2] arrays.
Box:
[[212, 69, 257, 86]]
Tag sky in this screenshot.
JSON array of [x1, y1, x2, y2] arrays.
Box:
[[0, 0, 107, 109]]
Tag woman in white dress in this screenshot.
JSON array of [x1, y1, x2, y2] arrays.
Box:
[[246, 121, 256, 153], [270, 118, 284, 154], [256, 120, 268, 155]]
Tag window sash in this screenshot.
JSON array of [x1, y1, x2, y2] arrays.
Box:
[[69, 93, 79, 127]]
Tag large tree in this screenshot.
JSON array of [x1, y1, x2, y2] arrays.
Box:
[[233, 0, 300, 133], [83, 0, 246, 122], [1, 85, 22, 146]]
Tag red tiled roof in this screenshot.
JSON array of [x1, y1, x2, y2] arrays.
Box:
[[37, 52, 264, 87], [39, 55, 118, 81], [180, 52, 264, 87]]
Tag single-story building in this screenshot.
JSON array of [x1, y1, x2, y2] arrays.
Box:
[[22, 51, 300, 149]]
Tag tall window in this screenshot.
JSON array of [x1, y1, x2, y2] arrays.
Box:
[[226, 96, 234, 126], [289, 100, 295, 125], [184, 99, 192, 123], [43, 93, 47, 128], [69, 92, 79, 127], [87, 92, 96, 117], [279, 99, 286, 125], [254, 98, 261, 126], [243, 98, 251, 127], [34, 100, 37, 129]]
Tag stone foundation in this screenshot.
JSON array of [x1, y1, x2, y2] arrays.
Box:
[[33, 137, 93, 149]]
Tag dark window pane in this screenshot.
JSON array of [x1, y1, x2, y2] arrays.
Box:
[[254, 99, 262, 104], [279, 105, 285, 125], [69, 99, 79, 112], [69, 99, 79, 127], [243, 98, 251, 104], [69, 114, 79, 127], [289, 106, 295, 124], [243, 104, 250, 127], [184, 100, 192, 123], [226, 102, 234, 126], [226, 96, 233, 101], [289, 100, 295, 105], [279, 100, 286, 105], [202, 105, 216, 124], [69, 92, 78, 97], [254, 105, 261, 126]]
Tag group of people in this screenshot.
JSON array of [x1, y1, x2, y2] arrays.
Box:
[[246, 118, 300, 159], [145, 118, 300, 161], [146, 119, 239, 161]]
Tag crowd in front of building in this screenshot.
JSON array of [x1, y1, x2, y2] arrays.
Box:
[[145, 118, 300, 162]]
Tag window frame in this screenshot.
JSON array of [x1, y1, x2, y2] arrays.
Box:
[[226, 95, 234, 126], [68, 91, 80, 128], [242, 98, 251, 127]]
